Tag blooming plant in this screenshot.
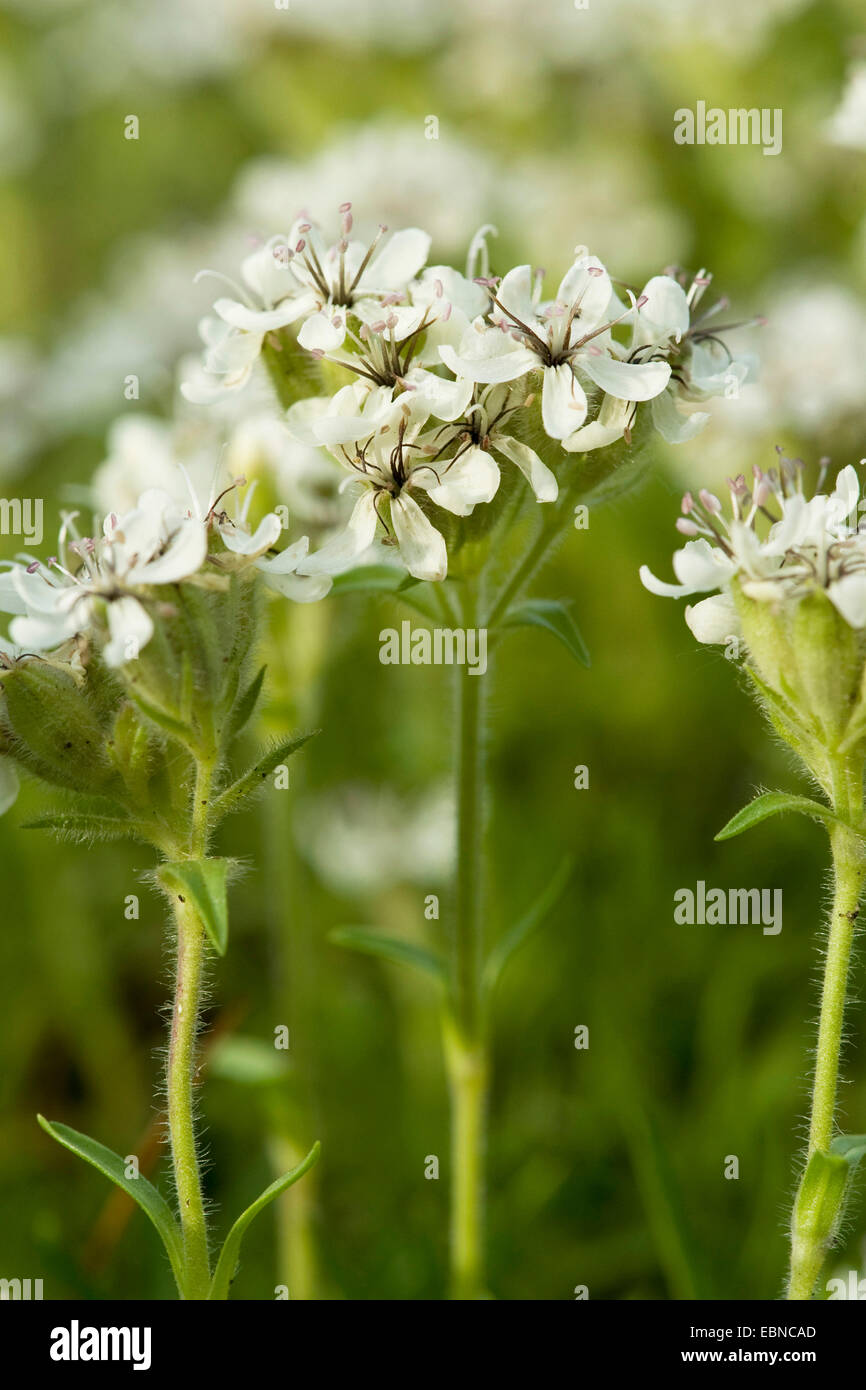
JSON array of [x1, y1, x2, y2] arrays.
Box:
[[642, 450, 866, 1300], [1, 480, 323, 1299], [6, 206, 753, 1299], [179, 210, 751, 1298]]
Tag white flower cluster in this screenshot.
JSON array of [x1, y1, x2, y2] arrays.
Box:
[[640, 453, 866, 642], [181, 208, 751, 583], [0, 469, 326, 675]]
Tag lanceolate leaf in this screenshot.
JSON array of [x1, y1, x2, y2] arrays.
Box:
[[211, 731, 317, 821], [159, 858, 231, 955], [37, 1115, 185, 1295], [208, 1142, 321, 1300], [502, 599, 591, 668], [226, 665, 266, 741], [483, 856, 575, 996], [715, 791, 846, 842], [330, 565, 409, 595], [128, 689, 193, 744], [330, 566, 443, 621], [330, 927, 447, 985], [23, 811, 151, 844]]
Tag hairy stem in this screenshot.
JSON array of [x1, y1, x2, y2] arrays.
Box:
[[787, 771, 866, 1300], [166, 753, 216, 1299], [167, 893, 210, 1299]]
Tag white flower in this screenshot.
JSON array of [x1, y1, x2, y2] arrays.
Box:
[[564, 269, 754, 452], [182, 208, 431, 404], [425, 383, 559, 510], [295, 401, 488, 584], [5, 493, 209, 667], [440, 252, 671, 440], [640, 457, 866, 642]]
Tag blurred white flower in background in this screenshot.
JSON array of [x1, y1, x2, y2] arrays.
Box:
[[825, 62, 866, 151], [295, 782, 454, 896], [92, 405, 341, 532], [233, 126, 501, 262], [732, 283, 866, 435]]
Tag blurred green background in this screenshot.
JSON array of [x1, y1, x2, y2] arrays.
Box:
[[1, 0, 866, 1300]]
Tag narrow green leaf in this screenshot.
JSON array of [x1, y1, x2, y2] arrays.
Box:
[[225, 665, 266, 742], [330, 927, 446, 985], [330, 565, 407, 595], [208, 1141, 321, 1300], [159, 858, 230, 955], [128, 690, 192, 744], [211, 731, 317, 821], [23, 812, 149, 844], [37, 1115, 184, 1294], [483, 856, 575, 996], [502, 599, 590, 667], [715, 791, 844, 842], [330, 566, 443, 620], [830, 1134, 866, 1167]]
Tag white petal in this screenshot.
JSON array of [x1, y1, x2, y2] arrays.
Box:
[[494, 435, 558, 501], [204, 328, 263, 376], [220, 512, 282, 558], [423, 445, 500, 516], [672, 538, 733, 591], [650, 389, 709, 444], [132, 518, 208, 586], [0, 567, 35, 616], [213, 296, 305, 334], [639, 539, 733, 599], [829, 573, 866, 628], [360, 228, 432, 291], [541, 363, 587, 439], [685, 594, 741, 645], [10, 609, 83, 650], [556, 255, 611, 334], [440, 330, 537, 385], [297, 308, 348, 352], [261, 570, 333, 602], [635, 275, 690, 343], [298, 492, 379, 576], [579, 352, 671, 402], [412, 266, 489, 321], [391, 492, 447, 582], [562, 394, 631, 453], [285, 396, 332, 446], [256, 535, 311, 575], [496, 264, 540, 325], [828, 465, 861, 525], [103, 597, 154, 666], [400, 368, 472, 422]]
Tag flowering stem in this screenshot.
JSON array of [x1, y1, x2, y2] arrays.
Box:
[[443, 577, 490, 1300], [167, 892, 211, 1299], [787, 771, 866, 1300], [166, 750, 217, 1300]]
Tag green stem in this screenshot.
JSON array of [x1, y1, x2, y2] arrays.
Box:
[[787, 773, 866, 1300], [444, 1019, 488, 1301], [442, 578, 490, 1299], [166, 752, 216, 1300], [167, 893, 211, 1299]]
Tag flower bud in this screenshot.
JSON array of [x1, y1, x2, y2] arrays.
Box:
[[0, 658, 124, 797]]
